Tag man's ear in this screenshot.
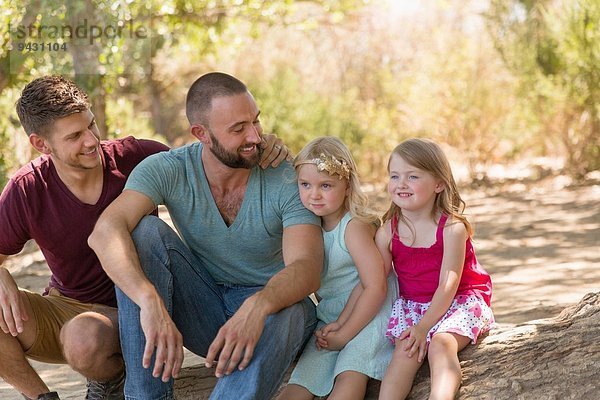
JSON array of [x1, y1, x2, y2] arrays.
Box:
[[29, 133, 51, 155], [190, 124, 210, 144]]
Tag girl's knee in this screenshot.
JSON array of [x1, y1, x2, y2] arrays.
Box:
[[428, 333, 470, 359], [330, 371, 369, 400], [335, 370, 369, 386]]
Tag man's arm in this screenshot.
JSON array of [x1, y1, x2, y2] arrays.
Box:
[[205, 223, 323, 377], [0, 253, 29, 336], [256, 223, 323, 312], [88, 190, 184, 382]]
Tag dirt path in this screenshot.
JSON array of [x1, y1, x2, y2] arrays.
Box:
[[1, 179, 598, 398]]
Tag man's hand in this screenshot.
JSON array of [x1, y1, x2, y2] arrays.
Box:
[[259, 134, 292, 169], [204, 296, 268, 378], [139, 296, 184, 382], [0, 268, 28, 336]]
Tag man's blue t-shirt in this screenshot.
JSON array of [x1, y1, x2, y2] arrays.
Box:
[[125, 142, 320, 285]]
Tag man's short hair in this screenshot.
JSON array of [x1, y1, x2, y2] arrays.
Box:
[[16, 75, 90, 136], [185, 72, 248, 126]]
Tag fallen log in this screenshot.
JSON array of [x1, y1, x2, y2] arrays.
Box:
[[175, 292, 600, 399]]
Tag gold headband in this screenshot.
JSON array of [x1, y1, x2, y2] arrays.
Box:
[[296, 153, 350, 180]]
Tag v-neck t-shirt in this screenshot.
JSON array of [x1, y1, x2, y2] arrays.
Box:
[[0, 136, 169, 306], [125, 142, 319, 285]]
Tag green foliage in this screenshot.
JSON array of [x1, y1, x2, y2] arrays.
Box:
[[3, 0, 599, 188], [249, 68, 367, 157], [0, 129, 9, 189], [105, 97, 159, 140], [487, 0, 600, 178], [0, 87, 30, 190]]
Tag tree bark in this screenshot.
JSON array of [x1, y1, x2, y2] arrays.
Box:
[[174, 292, 600, 399], [0, 0, 41, 94], [67, 0, 108, 139]]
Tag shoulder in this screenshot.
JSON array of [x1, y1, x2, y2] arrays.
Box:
[[258, 161, 299, 196], [346, 217, 376, 240], [344, 217, 376, 249], [102, 136, 168, 154], [376, 219, 392, 241], [101, 136, 169, 166], [3, 156, 52, 192], [442, 217, 468, 243], [138, 143, 198, 168], [259, 160, 296, 182]]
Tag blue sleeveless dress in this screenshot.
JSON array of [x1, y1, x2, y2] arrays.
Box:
[[287, 213, 397, 396]]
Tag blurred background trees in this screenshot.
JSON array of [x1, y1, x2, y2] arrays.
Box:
[[1, 0, 598, 189]]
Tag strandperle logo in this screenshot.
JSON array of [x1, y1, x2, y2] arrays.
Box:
[[9, 14, 152, 75], [11, 18, 148, 45]]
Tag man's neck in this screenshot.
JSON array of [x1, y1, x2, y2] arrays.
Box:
[[201, 149, 253, 226], [201, 148, 252, 192], [53, 161, 104, 205]]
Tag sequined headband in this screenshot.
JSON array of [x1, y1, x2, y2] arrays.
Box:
[[296, 153, 350, 180]]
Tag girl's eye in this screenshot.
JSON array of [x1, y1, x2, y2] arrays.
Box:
[[390, 175, 399, 180], [299, 182, 310, 189], [409, 175, 418, 180], [322, 184, 331, 189]]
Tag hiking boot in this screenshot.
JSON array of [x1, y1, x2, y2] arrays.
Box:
[[22, 393, 60, 400], [85, 372, 125, 400], [38, 393, 60, 400]]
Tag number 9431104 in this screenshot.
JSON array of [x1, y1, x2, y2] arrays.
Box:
[[17, 42, 68, 52]]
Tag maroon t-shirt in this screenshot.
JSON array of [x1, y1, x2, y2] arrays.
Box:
[[0, 136, 169, 307]]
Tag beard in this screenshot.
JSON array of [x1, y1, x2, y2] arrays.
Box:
[[208, 130, 261, 169]]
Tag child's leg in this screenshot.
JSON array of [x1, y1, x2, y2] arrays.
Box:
[[378, 340, 423, 400], [328, 371, 369, 400], [427, 333, 470, 400], [276, 383, 314, 400]]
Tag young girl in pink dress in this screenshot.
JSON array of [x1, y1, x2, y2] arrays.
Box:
[[377, 138, 494, 400]]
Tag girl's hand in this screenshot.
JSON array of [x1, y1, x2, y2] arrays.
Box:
[[315, 321, 341, 350], [399, 325, 428, 363], [316, 328, 350, 351]]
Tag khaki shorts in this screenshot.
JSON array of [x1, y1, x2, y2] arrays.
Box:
[[22, 288, 117, 363]]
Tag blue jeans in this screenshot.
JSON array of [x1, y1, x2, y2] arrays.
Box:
[[117, 216, 317, 400]]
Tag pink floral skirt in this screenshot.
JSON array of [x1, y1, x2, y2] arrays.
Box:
[[386, 294, 494, 344]]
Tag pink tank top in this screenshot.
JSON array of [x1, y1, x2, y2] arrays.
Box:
[[391, 214, 492, 305]]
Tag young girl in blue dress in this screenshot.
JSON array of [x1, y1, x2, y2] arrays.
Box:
[[377, 138, 494, 400], [278, 136, 396, 400]]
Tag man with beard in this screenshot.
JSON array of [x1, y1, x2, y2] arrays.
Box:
[[88, 72, 323, 400], [0, 75, 289, 400]]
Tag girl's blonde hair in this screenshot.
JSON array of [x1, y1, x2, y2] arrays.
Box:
[[294, 136, 380, 226], [383, 138, 473, 236]]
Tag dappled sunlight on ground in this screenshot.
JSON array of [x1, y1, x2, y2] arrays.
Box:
[[466, 183, 599, 324]]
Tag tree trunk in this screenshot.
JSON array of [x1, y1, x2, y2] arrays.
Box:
[[67, 0, 108, 139], [0, 0, 41, 94], [174, 292, 600, 399], [149, 73, 167, 139]]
